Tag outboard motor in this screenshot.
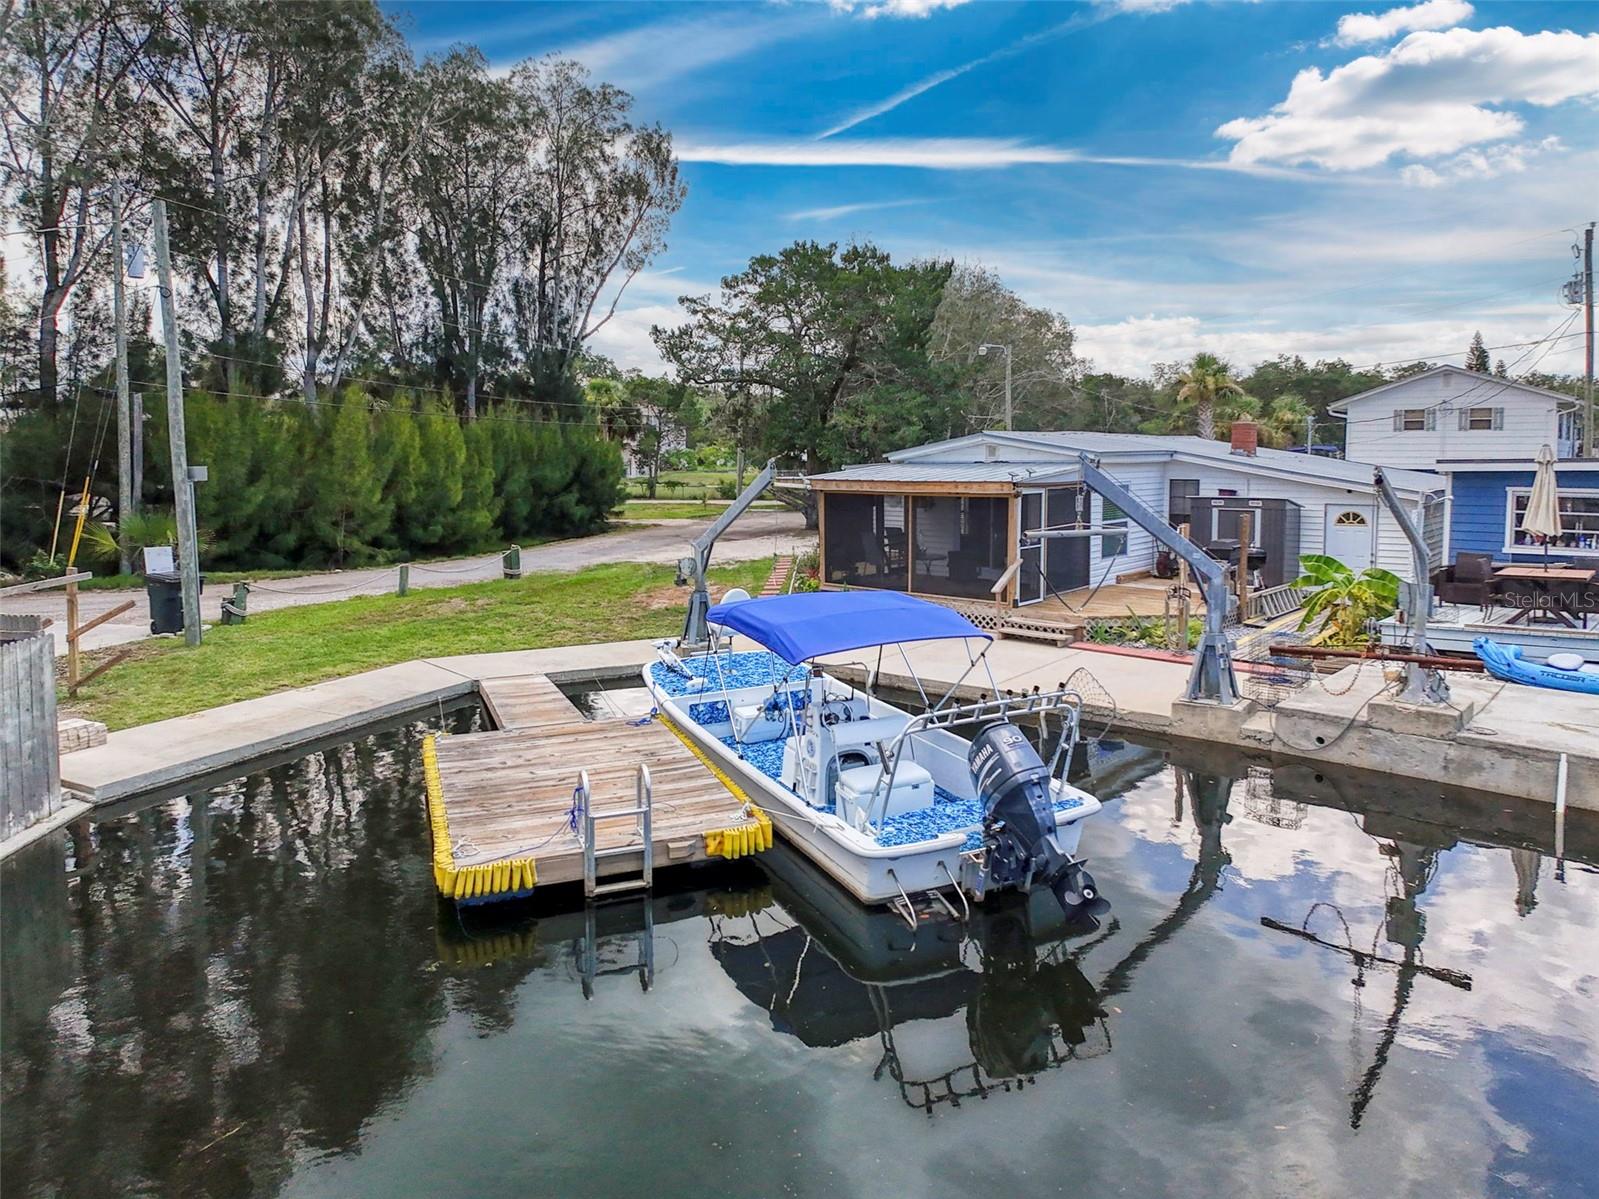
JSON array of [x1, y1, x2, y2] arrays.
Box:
[[969, 722, 1100, 915]]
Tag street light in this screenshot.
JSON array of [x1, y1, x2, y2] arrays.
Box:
[[977, 342, 1012, 431]]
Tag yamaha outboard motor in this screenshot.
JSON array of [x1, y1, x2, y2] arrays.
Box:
[[969, 722, 1100, 916]]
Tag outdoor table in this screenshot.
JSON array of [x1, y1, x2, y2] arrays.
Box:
[[1493, 565, 1597, 628]]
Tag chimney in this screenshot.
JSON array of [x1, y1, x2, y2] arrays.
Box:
[[1230, 420, 1258, 456]]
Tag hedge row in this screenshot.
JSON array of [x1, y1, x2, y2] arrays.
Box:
[[0, 390, 626, 571]]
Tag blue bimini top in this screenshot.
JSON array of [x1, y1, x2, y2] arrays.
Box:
[[704, 591, 990, 665]]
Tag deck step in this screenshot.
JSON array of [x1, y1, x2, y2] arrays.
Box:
[[997, 615, 1085, 647]]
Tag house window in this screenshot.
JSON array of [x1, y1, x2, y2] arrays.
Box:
[[1505, 487, 1599, 553], [1333, 510, 1368, 527], [1459, 407, 1502, 431], [1101, 500, 1128, 559], [1394, 408, 1434, 431]]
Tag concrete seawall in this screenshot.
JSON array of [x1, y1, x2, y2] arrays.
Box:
[[9, 635, 1589, 864]]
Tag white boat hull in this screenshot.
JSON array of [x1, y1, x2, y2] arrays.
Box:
[[643, 666, 1100, 907]]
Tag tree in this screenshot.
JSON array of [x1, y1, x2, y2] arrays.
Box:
[[1466, 330, 1491, 373], [654, 241, 957, 497], [927, 263, 1082, 431], [1, 0, 151, 405], [1260, 392, 1312, 448], [625, 374, 699, 498], [1173, 352, 1248, 439], [585, 376, 642, 443], [505, 57, 683, 382], [408, 49, 525, 418]]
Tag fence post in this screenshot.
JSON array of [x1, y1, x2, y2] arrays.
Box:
[[221, 581, 248, 625], [503, 545, 522, 580], [397, 564, 410, 596]]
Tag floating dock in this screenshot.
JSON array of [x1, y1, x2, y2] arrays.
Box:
[[425, 674, 771, 905]]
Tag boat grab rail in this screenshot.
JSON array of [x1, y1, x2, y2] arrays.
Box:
[[863, 687, 1084, 831]]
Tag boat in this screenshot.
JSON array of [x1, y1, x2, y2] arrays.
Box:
[[641, 590, 1105, 919], [1473, 637, 1599, 694]]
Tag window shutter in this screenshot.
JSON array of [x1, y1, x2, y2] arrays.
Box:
[[1458, 408, 1470, 431], [1492, 408, 1504, 430], [1393, 410, 1403, 431], [1424, 408, 1437, 431]]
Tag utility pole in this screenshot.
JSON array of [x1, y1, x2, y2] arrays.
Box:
[[1305, 411, 1314, 450], [110, 182, 134, 575], [152, 199, 202, 645], [1584, 222, 1594, 458], [979, 342, 1013, 430]]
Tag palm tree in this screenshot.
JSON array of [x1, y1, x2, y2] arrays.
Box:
[[1174, 353, 1247, 439], [1261, 393, 1312, 448]]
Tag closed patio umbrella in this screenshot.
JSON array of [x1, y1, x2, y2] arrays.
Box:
[[1519, 443, 1562, 571]]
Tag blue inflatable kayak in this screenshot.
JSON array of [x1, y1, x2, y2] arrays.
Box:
[[1473, 637, 1599, 695]]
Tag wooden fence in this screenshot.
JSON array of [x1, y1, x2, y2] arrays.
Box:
[[1, 615, 61, 841]]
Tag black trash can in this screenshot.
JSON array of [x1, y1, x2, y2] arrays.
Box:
[[145, 572, 203, 634]]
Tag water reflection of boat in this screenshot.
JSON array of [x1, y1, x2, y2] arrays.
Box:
[[709, 842, 1112, 1114]]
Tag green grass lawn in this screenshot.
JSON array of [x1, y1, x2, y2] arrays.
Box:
[[625, 468, 737, 500], [64, 558, 770, 731], [612, 500, 782, 521]]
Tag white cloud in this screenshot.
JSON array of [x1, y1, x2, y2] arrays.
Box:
[[786, 198, 928, 221], [1099, 0, 1191, 12], [678, 136, 1337, 177], [552, 11, 805, 91], [1073, 312, 1583, 377], [1333, 0, 1473, 46], [1399, 135, 1563, 187], [677, 137, 1082, 169], [829, 0, 972, 18], [585, 301, 685, 373], [1217, 26, 1599, 171]]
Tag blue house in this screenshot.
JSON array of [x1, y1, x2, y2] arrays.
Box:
[[1441, 459, 1599, 564]]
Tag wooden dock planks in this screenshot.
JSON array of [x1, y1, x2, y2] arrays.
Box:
[[429, 674, 768, 902], [477, 674, 591, 731]]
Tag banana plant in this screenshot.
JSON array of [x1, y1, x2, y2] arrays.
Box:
[[1293, 553, 1401, 646]]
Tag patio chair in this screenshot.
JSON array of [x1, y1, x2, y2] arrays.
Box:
[[1435, 552, 1496, 610]]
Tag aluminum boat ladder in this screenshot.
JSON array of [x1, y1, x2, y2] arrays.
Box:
[[577, 764, 655, 900]]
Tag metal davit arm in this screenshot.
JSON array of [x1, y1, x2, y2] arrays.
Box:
[[1374, 470, 1449, 705], [1073, 453, 1238, 704], [680, 458, 778, 647]]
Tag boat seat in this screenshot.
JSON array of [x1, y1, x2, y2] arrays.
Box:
[[836, 761, 935, 826]]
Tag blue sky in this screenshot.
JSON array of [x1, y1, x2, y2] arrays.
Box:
[[389, 0, 1599, 378]]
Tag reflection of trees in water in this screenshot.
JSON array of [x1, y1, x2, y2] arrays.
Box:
[[0, 708, 550, 1199]]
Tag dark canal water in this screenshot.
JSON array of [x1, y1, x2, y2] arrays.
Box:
[[3, 700, 1596, 1199]]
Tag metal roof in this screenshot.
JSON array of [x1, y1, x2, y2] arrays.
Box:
[[807, 462, 1053, 484], [877, 430, 1443, 494]]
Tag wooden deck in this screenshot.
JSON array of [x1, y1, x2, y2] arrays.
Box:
[[425, 675, 769, 904], [1026, 578, 1210, 621]]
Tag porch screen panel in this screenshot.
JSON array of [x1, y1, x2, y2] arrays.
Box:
[[912, 496, 1008, 599], [823, 492, 908, 589]]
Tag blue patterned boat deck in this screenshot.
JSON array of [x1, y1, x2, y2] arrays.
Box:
[[714, 734, 1083, 852]]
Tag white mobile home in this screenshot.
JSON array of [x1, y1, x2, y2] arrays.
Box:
[[807, 427, 1445, 609]]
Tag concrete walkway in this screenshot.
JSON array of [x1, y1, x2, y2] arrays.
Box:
[[4, 510, 809, 657], [56, 641, 664, 805]]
